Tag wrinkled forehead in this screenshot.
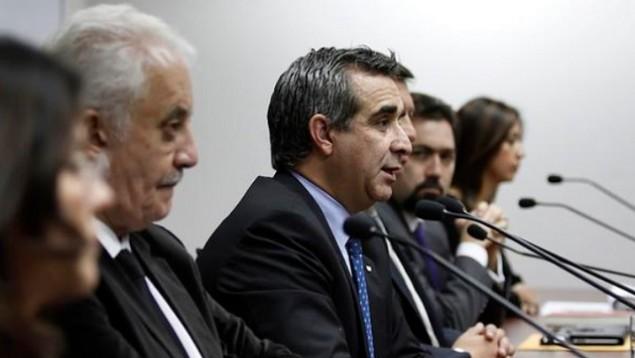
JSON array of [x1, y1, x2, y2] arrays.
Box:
[[413, 119, 456, 149], [347, 70, 402, 114]]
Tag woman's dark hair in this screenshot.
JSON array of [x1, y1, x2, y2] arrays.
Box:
[[0, 36, 81, 357], [0, 37, 81, 241], [452, 96, 522, 210]]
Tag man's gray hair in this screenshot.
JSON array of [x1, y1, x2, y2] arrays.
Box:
[[49, 4, 196, 138]]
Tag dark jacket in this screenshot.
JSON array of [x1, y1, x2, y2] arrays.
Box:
[[53, 224, 297, 358], [197, 171, 466, 358]]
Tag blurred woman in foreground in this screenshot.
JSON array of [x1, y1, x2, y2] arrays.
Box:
[[0, 37, 112, 357]]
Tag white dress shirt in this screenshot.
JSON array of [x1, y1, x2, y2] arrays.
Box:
[[292, 171, 353, 274], [368, 209, 441, 347], [96, 221, 203, 358]]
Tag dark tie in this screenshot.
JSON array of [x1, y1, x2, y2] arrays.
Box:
[[346, 238, 376, 358], [115, 250, 186, 356], [413, 222, 442, 290]]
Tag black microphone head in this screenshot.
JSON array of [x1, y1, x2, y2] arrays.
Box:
[[467, 224, 488, 241], [436, 196, 465, 213], [414, 200, 446, 221], [343, 213, 379, 240], [518, 197, 537, 208], [547, 174, 563, 184]]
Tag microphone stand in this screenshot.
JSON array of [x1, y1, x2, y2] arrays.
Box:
[[467, 223, 635, 280], [484, 237, 635, 280], [525, 200, 635, 244], [346, 214, 590, 358], [550, 175, 635, 213], [423, 202, 635, 310]]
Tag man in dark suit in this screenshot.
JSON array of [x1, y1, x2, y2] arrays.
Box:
[[378, 92, 515, 334], [373, 90, 513, 356], [197, 47, 507, 358], [49, 5, 297, 357]]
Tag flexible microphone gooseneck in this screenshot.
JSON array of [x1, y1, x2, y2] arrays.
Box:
[[466, 225, 635, 280], [548, 174, 635, 213], [417, 199, 635, 310], [342, 213, 590, 358], [518, 197, 635, 244]]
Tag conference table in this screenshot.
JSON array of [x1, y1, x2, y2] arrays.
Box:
[[504, 288, 632, 358]]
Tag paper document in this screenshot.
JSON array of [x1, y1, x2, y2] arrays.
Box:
[[541, 301, 613, 316]]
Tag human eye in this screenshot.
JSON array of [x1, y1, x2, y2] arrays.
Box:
[[411, 146, 433, 161], [373, 115, 392, 130], [161, 106, 189, 137], [167, 118, 185, 131], [161, 117, 187, 142], [440, 151, 455, 164], [506, 134, 522, 146]]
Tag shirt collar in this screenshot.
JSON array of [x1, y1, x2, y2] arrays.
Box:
[[291, 171, 352, 270], [96, 220, 132, 258], [403, 210, 423, 232]]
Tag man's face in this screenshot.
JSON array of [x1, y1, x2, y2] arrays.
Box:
[[328, 71, 412, 212], [102, 60, 198, 233], [392, 118, 456, 212]]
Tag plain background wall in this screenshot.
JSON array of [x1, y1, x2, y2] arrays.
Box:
[[8, 0, 635, 288], [0, 0, 63, 43]]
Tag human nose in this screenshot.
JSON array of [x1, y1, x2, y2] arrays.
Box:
[[401, 116, 416, 144], [516, 141, 525, 160], [175, 126, 198, 169], [425, 154, 443, 177], [391, 122, 413, 158]]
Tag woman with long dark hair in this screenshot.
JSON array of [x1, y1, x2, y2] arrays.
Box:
[[0, 37, 112, 357], [452, 96, 538, 317], [452, 97, 525, 211]]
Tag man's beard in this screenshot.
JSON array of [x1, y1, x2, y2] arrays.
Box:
[[401, 178, 444, 213]]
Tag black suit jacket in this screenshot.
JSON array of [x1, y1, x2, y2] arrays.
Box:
[[52, 224, 296, 358], [435, 210, 522, 326], [375, 202, 493, 332], [197, 171, 466, 358]]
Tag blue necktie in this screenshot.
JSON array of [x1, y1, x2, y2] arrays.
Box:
[[413, 222, 442, 290], [346, 238, 376, 358]]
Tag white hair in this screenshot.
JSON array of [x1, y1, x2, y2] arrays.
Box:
[[48, 4, 196, 138]]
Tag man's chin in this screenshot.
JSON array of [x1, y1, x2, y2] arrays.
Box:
[[152, 204, 172, 222], [373, 188, 393, 203]]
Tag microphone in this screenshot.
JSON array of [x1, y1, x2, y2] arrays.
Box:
[[547, 174, 563, 184], [418, 198, 635, 309], [343, 213, 590, 358], [547, 174, 635, 213], [518, 197, 635, 245], [466, 224, 635, 280]]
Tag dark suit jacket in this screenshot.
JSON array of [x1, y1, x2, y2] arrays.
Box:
[[435, 210, 523, 326], [375, 201, 493, 332], [197, 171, 466, 358], [52, 224, 296, 358]]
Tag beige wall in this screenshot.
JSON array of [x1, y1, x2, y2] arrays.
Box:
[[64, 0, 635, 289]]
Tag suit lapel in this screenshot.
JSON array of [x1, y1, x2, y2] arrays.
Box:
[[131, 234, 215, 357], [100, 251, 183, 357], [274, 171, 357, 289], [273, 171, 368, 355], [376, 202, 448, 345]]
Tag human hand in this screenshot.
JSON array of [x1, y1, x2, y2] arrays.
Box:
[[481, 323, 515, 358], [512, 283, 540, 316], [453, 323, 500, 358]]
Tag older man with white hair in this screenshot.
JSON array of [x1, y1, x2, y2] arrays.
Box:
[[49, 5, 298, 357]]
